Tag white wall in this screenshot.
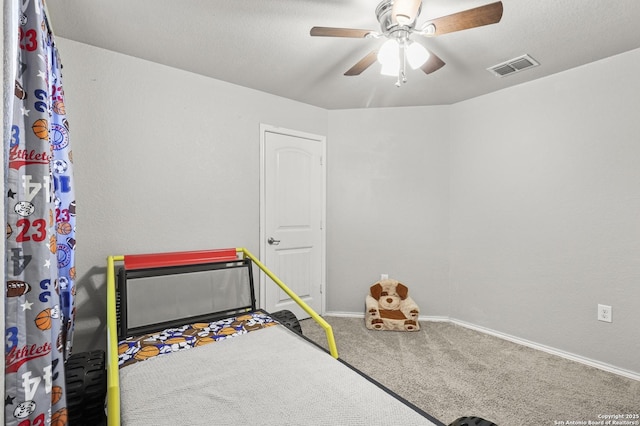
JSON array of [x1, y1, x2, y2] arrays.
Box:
[[326, 107, 451, 317], [56, 38, 328, 352], [449, 48, 640, 374]]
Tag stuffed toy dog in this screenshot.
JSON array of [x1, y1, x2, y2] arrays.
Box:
[[365, 279, 420, 331]]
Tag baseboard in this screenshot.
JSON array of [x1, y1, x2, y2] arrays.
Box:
[[324, 311, 363, 319], [322, 311, 449, 322], [449, 318, 640, 382], [323, 311, 640, 382]]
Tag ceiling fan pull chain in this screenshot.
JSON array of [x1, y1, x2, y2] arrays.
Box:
[[398, 42, 408, 86]]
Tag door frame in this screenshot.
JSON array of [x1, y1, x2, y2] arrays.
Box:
[[259, 123, 327, 315]]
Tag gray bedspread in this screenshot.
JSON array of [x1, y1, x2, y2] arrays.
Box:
[[119, 324, 440, 425]]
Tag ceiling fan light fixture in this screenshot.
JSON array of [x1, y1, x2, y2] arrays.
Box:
[[380, 61, 400, 77], [377, 38, 399, 66], [406, 41, 430, 69]]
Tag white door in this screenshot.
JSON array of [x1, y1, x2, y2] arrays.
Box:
[[260, 125, 325, 320]]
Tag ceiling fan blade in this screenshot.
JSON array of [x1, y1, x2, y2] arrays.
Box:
[[423, 1, 503, 36], [392, 0, 422, 25], [420, 50, 445, 74], [310, 27, 374, 38], [344, 50, 379, 76]]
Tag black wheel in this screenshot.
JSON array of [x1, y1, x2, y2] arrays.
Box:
[[449, 416, 498, 426], [270, 310, 303, 334], [65, 350, 107, 425]]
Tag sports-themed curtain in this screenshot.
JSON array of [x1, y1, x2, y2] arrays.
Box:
[[5, 0, 76, 424]]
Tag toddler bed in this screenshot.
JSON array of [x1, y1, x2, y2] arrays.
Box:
[[106, 248, 444, 426]]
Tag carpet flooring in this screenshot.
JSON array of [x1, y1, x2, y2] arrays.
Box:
[[300, 316, 640, 426]]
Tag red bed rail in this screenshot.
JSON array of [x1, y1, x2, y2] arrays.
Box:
[[123, 248, 238, 270]]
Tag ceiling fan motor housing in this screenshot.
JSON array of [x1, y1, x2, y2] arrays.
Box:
[[376, 0, 420, 35]]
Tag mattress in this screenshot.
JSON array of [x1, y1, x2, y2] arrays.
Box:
[[119, 321, 440, 426]]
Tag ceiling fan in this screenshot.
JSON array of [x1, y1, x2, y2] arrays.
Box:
[[310, 0, 503, 86]]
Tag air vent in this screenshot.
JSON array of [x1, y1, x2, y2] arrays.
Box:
[[487, 54, 539, 77]]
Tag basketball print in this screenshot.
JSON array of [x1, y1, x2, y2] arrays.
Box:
[[192, 322, 211, 329], [32, 118, 48, 140], [50, 123, 69, 150], [133, 345, 160, 361], [6, 223, 12, 239], [53, 100, 66, 115], [35, 308, 52, 330], [51, 386, 63, 405], [236, 314, 253, 321], [57, 222, 72, 235], [218, 327, 237, 336], [118, 343, 130, 355], [165, 337, 186, 345], [195, 337, 215, 347], [51, 408, 67, 426]]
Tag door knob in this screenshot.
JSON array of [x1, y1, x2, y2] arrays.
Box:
[[267, 237, 281, 245]]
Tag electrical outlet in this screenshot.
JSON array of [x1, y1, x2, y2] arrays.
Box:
[[597, 304, 612, 323], [380, 274, 389, 280]]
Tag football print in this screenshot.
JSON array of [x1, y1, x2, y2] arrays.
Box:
[[6, 280, 31, 297]]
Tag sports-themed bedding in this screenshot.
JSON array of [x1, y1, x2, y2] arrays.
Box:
[[117, 311, 276, 368], [107, 248, 445, 426]]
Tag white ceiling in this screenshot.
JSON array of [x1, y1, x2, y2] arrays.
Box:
[[45, 0, 640, 110]]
